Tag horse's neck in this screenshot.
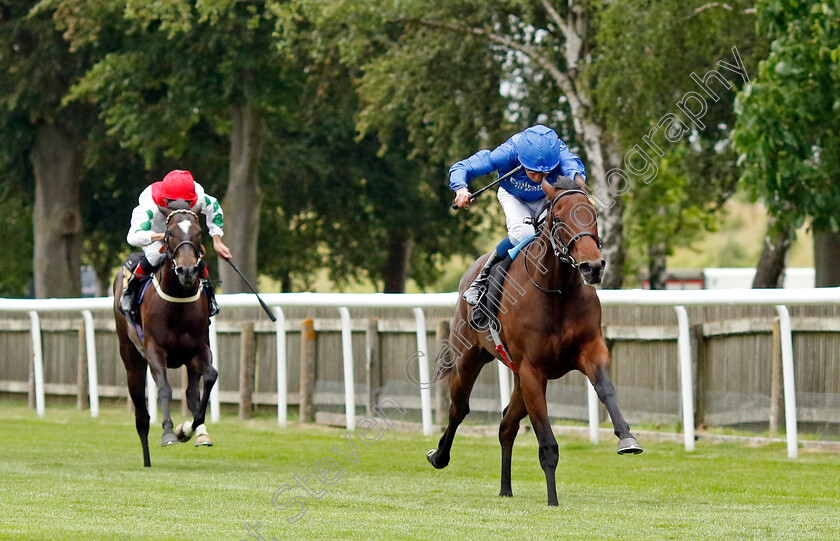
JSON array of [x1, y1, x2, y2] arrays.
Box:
[[156, 260, 196, 295], [533, 227, 580, 289]]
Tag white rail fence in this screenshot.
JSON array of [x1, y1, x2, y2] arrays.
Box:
[[2, 288, 839, 459]]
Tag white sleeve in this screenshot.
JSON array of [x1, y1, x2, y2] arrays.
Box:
[[194, 183, 224, 238], [126, 204, 156, 247]]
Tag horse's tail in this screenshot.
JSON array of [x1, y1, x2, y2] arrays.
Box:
[[431, 332, 458, 384]]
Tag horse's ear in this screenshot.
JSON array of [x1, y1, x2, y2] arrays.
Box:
[[542, 180, 559, 201]]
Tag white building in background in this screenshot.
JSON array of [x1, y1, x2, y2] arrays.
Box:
[[640, 268, 815, 290], [702, 268, 815, 289]]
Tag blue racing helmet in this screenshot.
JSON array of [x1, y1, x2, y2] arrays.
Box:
[[515, 125, 561, 172]]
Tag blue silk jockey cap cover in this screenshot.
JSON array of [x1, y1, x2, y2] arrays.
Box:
[[515, 125, 562, 172]]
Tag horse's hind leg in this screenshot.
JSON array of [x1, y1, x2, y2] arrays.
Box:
[[499, 374, 527, 497], [125, 363, 152, 467], [582, 345, 642, 455], [426, 345, 487, 470]]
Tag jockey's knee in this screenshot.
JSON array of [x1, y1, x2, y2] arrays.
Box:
[[144, 245, 165, 268], [508, 224, 536, 246]]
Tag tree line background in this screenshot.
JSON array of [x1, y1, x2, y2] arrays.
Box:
[[1, 0, 838, 298]]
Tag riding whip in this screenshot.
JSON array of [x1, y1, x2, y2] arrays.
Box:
[[222, 257, 277, 322], [451, 165, 524, 210]]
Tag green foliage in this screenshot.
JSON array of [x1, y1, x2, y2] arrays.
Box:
[[733, 0, 840, 235], [0, 188, 33, 297], [594, 0, 764, 276], [0, 0, 118, 295]]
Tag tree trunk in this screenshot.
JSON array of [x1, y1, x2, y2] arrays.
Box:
[[30, 123, 82, 298], [648, 241, 667, 290], [556, 4, 625, 289], [752, 218, 791, 288], [93, 264, 112, 297], [595, 145, 626, 289], [814, 231, 840, 287], [382, 236, 411, 293], [219, 101, 264, 293]]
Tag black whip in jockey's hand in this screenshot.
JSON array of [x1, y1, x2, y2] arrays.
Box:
[[222, 257, 277, 322]]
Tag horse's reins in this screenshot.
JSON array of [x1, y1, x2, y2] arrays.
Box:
[[523, 189, 600, 294]]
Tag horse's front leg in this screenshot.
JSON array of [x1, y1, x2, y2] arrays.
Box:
[[499, 374, 527, 497], [175, 370, 201, 443], [582, 342, 643, 455], [519, 364, 558, 506], [189, 346, 217, 446], [146, 345, 179, 446]]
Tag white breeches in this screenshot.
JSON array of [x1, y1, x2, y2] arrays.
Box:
[[143, 242, 166, 267], [497, 187, 547, 245]]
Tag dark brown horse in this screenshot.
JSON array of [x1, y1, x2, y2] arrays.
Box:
[[113, 208, 218, 467], [427, 177, 641, 505]]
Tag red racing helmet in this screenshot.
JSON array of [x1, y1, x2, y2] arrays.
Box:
[[160, 170, 198, 206]]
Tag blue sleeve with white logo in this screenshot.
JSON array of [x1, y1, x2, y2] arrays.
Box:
[[448, 139, 519, 192]]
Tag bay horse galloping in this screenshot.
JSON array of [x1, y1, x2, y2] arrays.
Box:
[[427, 177, 641, 506], [113, 206, 218, 467]]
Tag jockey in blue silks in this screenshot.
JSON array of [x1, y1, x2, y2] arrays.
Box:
[[449, 125, 587, 305]]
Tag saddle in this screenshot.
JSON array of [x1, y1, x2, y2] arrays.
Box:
[[469, 255, 514, 331]]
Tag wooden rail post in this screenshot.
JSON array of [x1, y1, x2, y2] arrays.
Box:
[[435, 319, 451, 426], [769, 318, 783, 434], [365, 318, 381, 416], [239, 321, 256, 420], [299, 318, 317, 423], [77, 319, 88, 410]]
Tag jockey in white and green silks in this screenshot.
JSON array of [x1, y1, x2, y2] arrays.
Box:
[[120, 169, 231, 317]]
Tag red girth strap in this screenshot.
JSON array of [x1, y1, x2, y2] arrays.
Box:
[[495, 344, 518, 374]]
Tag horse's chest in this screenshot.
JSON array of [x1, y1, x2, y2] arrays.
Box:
[[145, 319, 207, 362]]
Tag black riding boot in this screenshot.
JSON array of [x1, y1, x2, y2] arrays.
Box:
[[463, 251, 505, 306], [120, 272, 142, 315], [203, 279, 220, 318]]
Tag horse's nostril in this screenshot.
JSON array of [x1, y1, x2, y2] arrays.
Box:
[[580, 263, 591, 273]]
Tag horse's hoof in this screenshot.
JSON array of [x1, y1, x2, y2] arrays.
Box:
[[617, 436, 643, 455], [426, 449, 448, 469], [195, 434, 213, 447], [499, 490, 513, 498], [161, 432, 180, 446], [175, 421, 194, 443]]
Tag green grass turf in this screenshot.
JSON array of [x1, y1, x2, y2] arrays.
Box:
[[1, 400, 840, 540]]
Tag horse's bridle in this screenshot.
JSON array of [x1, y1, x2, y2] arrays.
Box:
[[523, 189, 601, 294], [543, 190, 602, 267], [164, 210, 204, 275]]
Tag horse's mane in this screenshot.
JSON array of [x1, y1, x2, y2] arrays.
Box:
[[551, 176, 579, 191], [165, 209, 200, 226]]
